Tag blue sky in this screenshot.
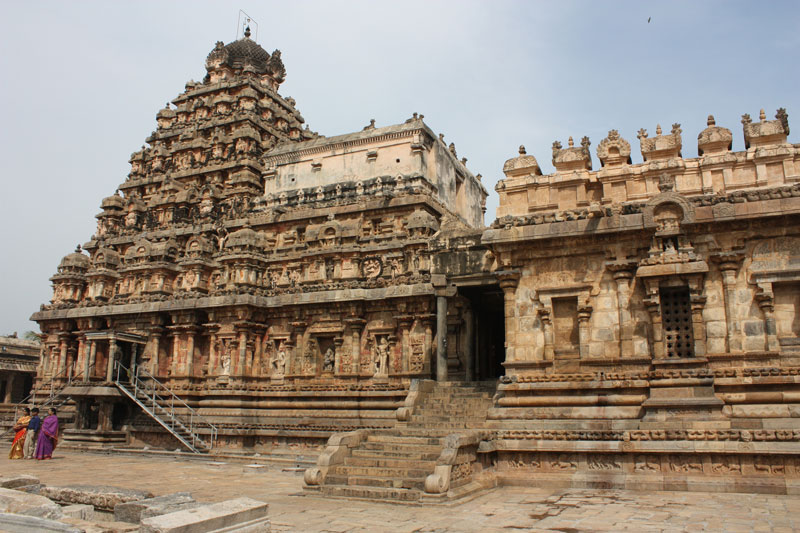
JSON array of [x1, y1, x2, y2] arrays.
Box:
[[0, 1, 798, 335]]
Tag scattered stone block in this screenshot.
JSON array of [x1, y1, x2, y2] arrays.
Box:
[[0, 475, 39, 489], [0, 512, 81, 533], [0, 487, 63, 520], [140, 497, 270, 533], [62, 503, 95, 520], [40, 485, 153, 512], [114, 492, 196, 524]]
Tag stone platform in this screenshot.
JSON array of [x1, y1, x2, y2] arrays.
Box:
[[2, 450, 799, 531]]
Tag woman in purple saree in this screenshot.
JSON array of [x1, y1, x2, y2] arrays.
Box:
[[34, 408, 59, 460]]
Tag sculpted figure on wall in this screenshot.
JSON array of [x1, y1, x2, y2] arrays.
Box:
[[373, 336, 389, 377], [271, 341, 286, 376], [323, 346, 335, 372]]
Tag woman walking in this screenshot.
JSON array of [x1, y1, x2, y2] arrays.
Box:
[[8, 407, 31, 459], [34, 408, 59, 460]]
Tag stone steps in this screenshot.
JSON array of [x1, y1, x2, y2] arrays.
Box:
[[351, 448, 440, 461], [362, 442, 442, 453], [325, 473, 426, 490], [321, 484, 421, 502], [329, 464, 433, 478], [318, 381, 496, 502], [344, 455, 436, 469], [366, 433, 444, 445]]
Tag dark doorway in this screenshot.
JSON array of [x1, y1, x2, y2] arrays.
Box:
[[111, 402, 128, 431], [461, 285, 506, 380]]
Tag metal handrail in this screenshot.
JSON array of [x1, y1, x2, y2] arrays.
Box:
[[113, 360, 217, 452]]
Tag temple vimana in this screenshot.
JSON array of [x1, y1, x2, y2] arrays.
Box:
[[26, 30, 800, 500]]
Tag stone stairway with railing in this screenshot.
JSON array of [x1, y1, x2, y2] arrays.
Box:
[[113, 361, 217, 454], [308, 381, 495, 502]]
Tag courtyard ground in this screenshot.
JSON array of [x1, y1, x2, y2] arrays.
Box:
[[1, 451, 797, 532]]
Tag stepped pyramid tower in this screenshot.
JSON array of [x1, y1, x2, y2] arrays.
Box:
[[31, 30, 492, 451]]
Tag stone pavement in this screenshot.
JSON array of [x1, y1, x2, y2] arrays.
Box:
[[1, 451, 798, 532]]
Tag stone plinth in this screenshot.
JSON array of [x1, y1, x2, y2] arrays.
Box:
[[0, 487, 62, 520], [140, 497, 270, 533], [40, 485, 153, 512]]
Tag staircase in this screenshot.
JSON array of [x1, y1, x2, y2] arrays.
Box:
[[319, 381, 494, 502], [113, 361, 217, 454]]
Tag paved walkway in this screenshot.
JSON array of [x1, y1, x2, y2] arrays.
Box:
[[1, 451, 798, 532]]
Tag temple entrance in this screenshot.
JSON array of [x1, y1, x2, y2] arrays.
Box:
[[461, 285, 506, 380]]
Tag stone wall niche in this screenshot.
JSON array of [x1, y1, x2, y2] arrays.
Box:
[[534, 286, 592, 372]]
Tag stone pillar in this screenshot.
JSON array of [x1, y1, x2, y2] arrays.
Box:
[[422, 316, 435, 377], [756, 287, 780, 352], [237, 330, 248, 376], [253, 331, 264, 376], [149, 329, 163, 376], [497, 270, 521, 364], [690, 293, 708, 357], [58, 335, 69, 376], [351, 325, 363, 374], [86, 340, 97, 381], [106, 337, 117, 382], [463, 307, 474, 381], [611, 267, 635, 357], [578, 304, 593, 358], [3, 374, 13, 403], [714, 253, 745, 353], [208, 331, 218, 375], [131, 343, 138, 379], [644, 295, 663, 358], [397, 316, 413, 374], [169, 332, 180, 377], [76, 335, 86, 379], [98, 401, 113, 432], [185, 331, 195, 378], [436, 295, 448, 382], [538, 308, 554, 360]]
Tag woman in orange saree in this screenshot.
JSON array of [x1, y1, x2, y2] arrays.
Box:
[[8, 408, 31, 459]]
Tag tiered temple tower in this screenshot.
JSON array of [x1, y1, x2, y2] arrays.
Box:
[[32, 32, 487, 449]]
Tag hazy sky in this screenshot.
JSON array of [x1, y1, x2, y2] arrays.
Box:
[[1, 1, 798, 336]]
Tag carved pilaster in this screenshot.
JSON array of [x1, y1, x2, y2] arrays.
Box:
[[608, 261, 637, 357], [711, 251, 745, 353], [497, 270, 521, 364]]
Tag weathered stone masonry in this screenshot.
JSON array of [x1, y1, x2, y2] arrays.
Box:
[[28, 30, 800, 495]]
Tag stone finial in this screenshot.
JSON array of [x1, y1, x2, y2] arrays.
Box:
[[581, 136, 590, 149], [637, 128, 648, 140], [553, 135, 592, 171], [743, 108, 790, 148], [476, 173, 482, 181], [449, 143, 457, 157], [439, 133, 445, 142], [75, 244, 82, 253], [597, 130, 632, 167], [503, 145, 541, 177], [244, 25, 251, 39], [698, 114, 732, 156], [640, 121, 683, 162]]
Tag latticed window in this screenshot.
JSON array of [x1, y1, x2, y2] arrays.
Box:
[[660, 286, 694, 358]]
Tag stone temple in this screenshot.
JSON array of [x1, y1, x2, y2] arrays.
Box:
[[29, 31, 800, 500]]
